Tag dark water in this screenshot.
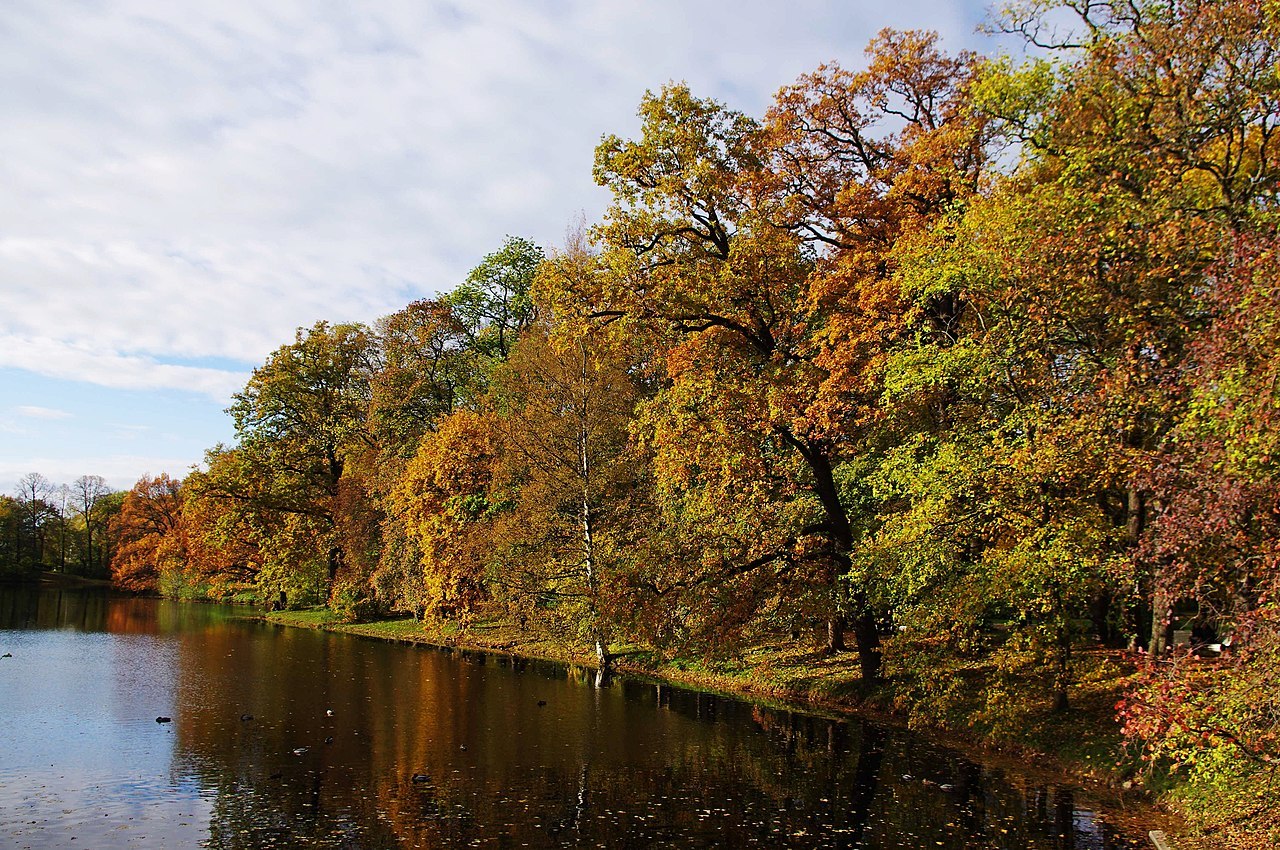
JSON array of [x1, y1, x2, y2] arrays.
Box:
[[0, 587, 1151, 849]]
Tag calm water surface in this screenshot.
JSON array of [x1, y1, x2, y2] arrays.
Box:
[[0, 587, 1151, 849]]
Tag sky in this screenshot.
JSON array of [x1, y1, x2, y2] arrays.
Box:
[[1, 0, 997, 492]]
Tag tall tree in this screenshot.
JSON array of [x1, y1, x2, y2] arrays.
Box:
[[110, 473, 185, 592], [73, 475, 111, 574], [486, 321, 647, 671], [225, 321, 376, 595], [584, 32, 985, 679], [14, 473, 54, 569]]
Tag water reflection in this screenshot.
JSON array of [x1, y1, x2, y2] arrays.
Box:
[[0, 587, 1148, 848]]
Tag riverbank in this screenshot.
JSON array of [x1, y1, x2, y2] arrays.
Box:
[[259, 606, 1206, 848], [0, 571, 113, 588]]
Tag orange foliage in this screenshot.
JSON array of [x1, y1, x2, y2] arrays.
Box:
[[109, 473, 185, 592]]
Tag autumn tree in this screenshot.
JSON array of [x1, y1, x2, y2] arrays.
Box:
[[222, 321, 377, 600], [392, 407, 502, 621], [180, 448, 268, 597], [582, 31, 986, 679], [110, 473, 185, 592], [487, 319, 647, 670]]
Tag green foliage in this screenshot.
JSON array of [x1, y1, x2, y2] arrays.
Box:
[[445, 236, 542, 362], [255, 526, 330, 610], [156, 567, 214, 601], [329, 580, 381, 623]]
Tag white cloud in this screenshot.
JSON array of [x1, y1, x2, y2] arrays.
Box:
[[0, 335, 247, 402], [16, 405, 73, 420], [1, 2, 989, 367]]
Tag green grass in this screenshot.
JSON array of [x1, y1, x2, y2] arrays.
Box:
[[262, 608, 343, 628]]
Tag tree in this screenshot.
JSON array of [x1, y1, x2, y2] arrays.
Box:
[[50, 483, 71, 572], [73, 475, 111, 575], [446, 236, 543, 362], [14, 473, 55, 569], [110, 473, 185, 592], [486, 319, 648, 671], [225, 321, 377, 594], [181, 448, 268, 597], [0, 496, 24, 576], [393, 407, 503, 621], [583, 32, 986, 679]]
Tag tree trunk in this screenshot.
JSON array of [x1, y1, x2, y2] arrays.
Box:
[[1150, 583, 1174, 661], [851, 608, 882, 682], [826, 614, 846, 654], [578, 342, 610, 681], [1126, 487, 1145, 543], [784, 431, 883, 683]]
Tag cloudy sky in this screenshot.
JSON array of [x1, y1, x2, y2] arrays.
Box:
[[1, 0, 996, 491]]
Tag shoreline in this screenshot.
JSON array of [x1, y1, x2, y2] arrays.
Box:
[[256, 607, 1190, 847], [0, 571, 114, 588]]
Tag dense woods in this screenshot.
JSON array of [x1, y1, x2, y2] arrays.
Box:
[[0, 473, 121, 580], [60, 1, 1279, 845]]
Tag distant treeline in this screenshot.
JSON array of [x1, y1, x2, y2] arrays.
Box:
[[104, 3, 1280, 846], [0, 473, 120, 579]]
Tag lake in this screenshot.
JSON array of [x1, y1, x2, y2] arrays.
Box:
[[0, 586, 1153, 848]]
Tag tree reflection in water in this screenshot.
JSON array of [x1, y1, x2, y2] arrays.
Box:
[[0, 588, 1150, 849]]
